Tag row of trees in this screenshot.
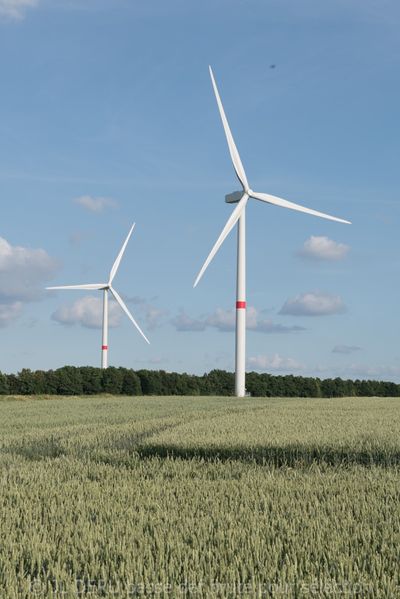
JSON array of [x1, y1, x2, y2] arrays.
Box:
[[0, 367, 399, 397]]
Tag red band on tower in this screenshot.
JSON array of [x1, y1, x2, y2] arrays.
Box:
[[236, 301, 246, 309], [102, 345, 108, 350]]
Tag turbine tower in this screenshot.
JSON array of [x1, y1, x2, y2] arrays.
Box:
[[194, 67, 351, 397], [47, 223, 149, 368]]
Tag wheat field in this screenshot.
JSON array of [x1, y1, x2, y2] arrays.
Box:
[[1, 395, 399, 598]]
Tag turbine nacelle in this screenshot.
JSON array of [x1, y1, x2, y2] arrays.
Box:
[[225, 191, 243, 204]]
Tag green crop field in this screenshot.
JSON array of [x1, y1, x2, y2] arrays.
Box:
[[1, 395, 399, 598]]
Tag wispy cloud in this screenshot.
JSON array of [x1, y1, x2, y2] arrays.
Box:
[[68, 230, 93, 247], [343, 363, 400, 379], [171, 309, 207, 332], [0, 301, 23, 327], [73, 195, 118, 213], [247, 354, 304, 372], [332, 344, 362, 354], [124, 296, 167, 331], [144, 305, 168, 331], [0, 0, 38, 20], [132, 356, 170, 366], [280, 292, 346, 317], [314, 362, 400, 381], [171, 306, 305, 333], [297, 236, 350, 261]]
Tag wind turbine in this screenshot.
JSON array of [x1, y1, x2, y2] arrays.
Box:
[[194, 67, 351, 397], [47, 223, 149, 368]]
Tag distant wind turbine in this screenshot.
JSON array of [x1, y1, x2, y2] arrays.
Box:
[[47, 223, 149, 368], [194, 67, 351, 397]]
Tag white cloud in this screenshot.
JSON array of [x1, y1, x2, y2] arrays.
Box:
[[0, 0, 37, 20], [246, 306, 305, 333], [0, 234, 58, 326], [73, 195, 118, 213], [280, 292, 346, 317], [206, 306, 305, 333], [206, 307, 236, 332], [0, 236, 58, 303], [171, 306, 305, 333], [332, 344, 361, 354], [247, 354, 304, 372], [52, 295, 121, 329], [298, 235, 350, 261]]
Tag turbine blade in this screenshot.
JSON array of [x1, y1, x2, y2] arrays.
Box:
[[46, 284, 106, 290], [193, 193, 248, 288], [109, 223, 136, 285], [209, 66, 249, 190], [250, 191, 351, 224], [110, 286, 150, 344]]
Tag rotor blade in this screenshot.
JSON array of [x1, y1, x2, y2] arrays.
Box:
[[110, 286, 150, 345], [46, 284, 106, 290], [109, 223, 135, 285], [193, 193, 248, 288], [209, 66, 249, 190], [250, 191, 351, 224]]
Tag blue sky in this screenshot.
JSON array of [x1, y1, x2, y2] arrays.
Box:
[[1, 0, 400, 380]]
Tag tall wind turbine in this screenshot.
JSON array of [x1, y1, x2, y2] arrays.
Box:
[[194, 67, 351, 397], [47, 223, 149, 368]]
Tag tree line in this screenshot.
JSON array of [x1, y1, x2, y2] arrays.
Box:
[[0, 366, 399, 397]]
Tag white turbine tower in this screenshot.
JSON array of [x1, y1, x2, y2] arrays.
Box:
[[47, 223, 149, 368], [194, 67, 351, 397]]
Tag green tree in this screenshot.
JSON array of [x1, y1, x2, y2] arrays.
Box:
[[43, 370, 60, 394], [245, 372, 269, 397], [0, 372, 9, 394], [6, 374, 20, 394], [137, 370, 163, 395], [55, 366, 83, 395], [122, 370, 142, 395], [102, 367, 124, 394], [176, 373, 200, 395], [79, 367, 102, 394], [321, 378, 338, 397], [17, 369, 36, 395], [31, 370, 49, 394], [205, 370, 235, 396], [299, 377, 321, 398]]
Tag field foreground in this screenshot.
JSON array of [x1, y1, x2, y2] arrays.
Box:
[[1, 395, 400, 598]]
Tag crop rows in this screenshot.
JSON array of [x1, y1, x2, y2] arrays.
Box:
[[0, 396, 399, 598]]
